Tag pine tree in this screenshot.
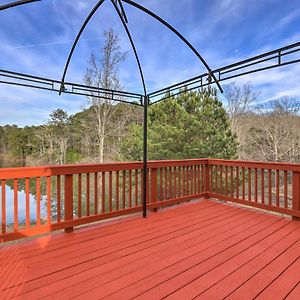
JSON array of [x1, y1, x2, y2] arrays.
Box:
[[122, 88, 238, 160]]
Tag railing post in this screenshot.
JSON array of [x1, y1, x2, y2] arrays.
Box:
[[151, 167, 158, 212], [64, 174, 74, 232], [292, 171, 300, 221], [204, 161, 210, 199]]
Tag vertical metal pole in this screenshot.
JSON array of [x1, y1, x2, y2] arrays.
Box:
[[143, 95, 148, 218]]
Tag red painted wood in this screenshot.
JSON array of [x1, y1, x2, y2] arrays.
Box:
[[220, 166, 223, 195], [276, 169, 280, 207], [1, 200, 300, 300], [25, 178, 30, 228], [215, 165, 218, 194], [1, 180, 6, 234], [135, 170, 138, 206], [169, 167, 172, 199], [242, 167, 245, 200], [86, 173, 90, 216], [109, 171, 113, 211], [254, 168, 258, 202], [46, 176, 51, 224], [165, 167, 168, 199], [286, 282, 300, 300], [116, 171, 120, 210], [14, 178, 18, 231], [255, 257, 300, 300], [77, 210, 287, 299], [196, 224, 300, 299], [292, 172, 300, 212], [284, 170, 288, 208], [261, 169, 265, 204], [151, 168, 158, 205], [57, 175, 61, 222], [36, 177, 41, 226], [1, 159, 300, 244], [102, 172, 106, 213], [268, 169, 272, 205], [236, 167, 239, 199], [248, 168, 251, 201], [64, 174, 73, 233], [94, 173, 98, 214], [227, 239, 300, 300], [225, 166, 228, 196], [77, 174, 81, 219]]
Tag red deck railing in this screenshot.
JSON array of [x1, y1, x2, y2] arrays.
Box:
[[0, 159, 299, 243]]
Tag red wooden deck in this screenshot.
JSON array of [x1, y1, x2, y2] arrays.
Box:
[[1, 199, 300, 300]]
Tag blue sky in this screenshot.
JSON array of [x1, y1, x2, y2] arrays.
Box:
[[0, 0, 300, 126]]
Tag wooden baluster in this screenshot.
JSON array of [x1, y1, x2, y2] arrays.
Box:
[[204, 163, 210, 198], [151, 167, 158, 211], [201, 165, 204, 192], [242, 167, 245, 200], [135, 170, 138, 207], [193, 165, 196, 195], [174, 167, 177, 198], [1, 180, 6, 234], [255, 168, 258, 202], [36, 177, 41, 226], [261, 169, 265, 204], [116, 171, 120, 210], [128, 170, 132, 208], [236, 167, 239, 199], [13, 179, 18, 231], [292, 171, 300, 220], [248, 168, 251, 201], [25, 178, 30, 228], [225, 166, 228, 196], [46, 176, 51, 224], [210, 165, 214, 193], [122, 170, 126, 209], [64, 174, 73, 233], [276, 170, 280, 207], [268, 169, 272, 205], [284, 171, 288, 209], [159, 168, 163, 201], [215, 165, 218, 194], [86, 173, 90, 216], [169, 167, 172, 198], [178, 167, 181, 197], [78, 174, 82, 218], [94, 173, 98, 214], [57, 175, 61, 222], [164, 167, 168, 198], [109, 171, 113, 211], [231, 166, 234, 198], [220, 166, 223, 195], [102, 172, 106, 213]]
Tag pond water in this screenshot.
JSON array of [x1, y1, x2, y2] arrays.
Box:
[[1, 184, 47, 225]]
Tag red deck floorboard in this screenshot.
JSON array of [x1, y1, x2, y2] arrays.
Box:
[[1, 199, 300, 300]]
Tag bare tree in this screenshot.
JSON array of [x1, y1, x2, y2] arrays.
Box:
[[224, 82, 260, 133], [247, 97, 300, 162], [84, 29, 128, 163], [224, 82, 260, 159], [48, 109, 70, 165]]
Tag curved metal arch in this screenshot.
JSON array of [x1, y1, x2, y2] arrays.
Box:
[[110, 0, 147, 96], [59, 0, 106, 94], [0, 0, 40, 11], [121, 0, 223, 94]]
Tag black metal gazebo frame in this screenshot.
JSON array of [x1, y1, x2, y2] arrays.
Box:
[[1, 0, 300, 218]]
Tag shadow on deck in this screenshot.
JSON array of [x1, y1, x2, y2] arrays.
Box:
[[0, 198, 300, 299]]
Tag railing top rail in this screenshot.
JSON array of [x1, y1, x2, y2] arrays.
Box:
[[208, 159, 300, 172], [0, 159, 208, 179], [1, 158, 299, 180]]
